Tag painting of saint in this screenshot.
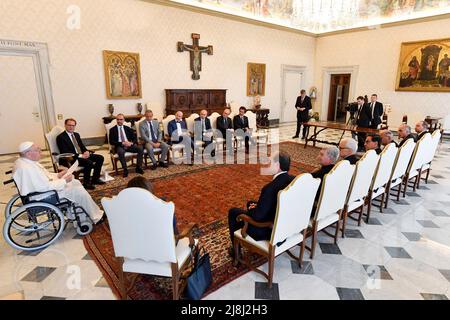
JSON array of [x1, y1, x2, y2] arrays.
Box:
[[247, 63, 266, 96], [103, 50, 142, 99], [396, 38, 450, 92]]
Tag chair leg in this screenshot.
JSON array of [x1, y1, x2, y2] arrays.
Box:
[[357, 205, 363, 226], [379, 192, 385, 213], [402, 175, 408, 198], [425, 168, 430, 184], [341, 208, 348, 238], [299, 229, 307, 267], [416, 169, 422, 190], [384, 184, 391, 209], [366, 197, 372, 224], [171, 263, 179, 300], [118, 258, 127, 300], [396, 183, 402, 201], [334, 218, 340, 244], [268, 248, 275, 289], [310, 223, 318, 259]]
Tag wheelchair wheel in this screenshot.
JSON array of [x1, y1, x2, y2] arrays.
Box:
[[4, 194, 22, 219], [3, 202, 65, 251], [76, 221, 93, 236]]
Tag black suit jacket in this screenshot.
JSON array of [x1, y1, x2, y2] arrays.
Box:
[[398, 133, 417, 148], [56, 131, 87, 156], [109, 125, 137, 148], [295, 95, 312, 122], [216, 116, 232, 139], [367, 101, 384, 128], [233, 115, 249, 131], [247, 172, 295, 241], [356, 103, 372, 128]]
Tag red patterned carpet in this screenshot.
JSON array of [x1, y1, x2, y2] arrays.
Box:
[[83, 142, 320, 299]]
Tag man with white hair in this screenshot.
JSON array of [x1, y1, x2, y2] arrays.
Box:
[[380, 130, 398, 148], [415, 120, 430, 140], [398, 124, 417, 148], [312, 146, 340, 202], [12, 142, 104, 224], [339, 138, 358, 164]]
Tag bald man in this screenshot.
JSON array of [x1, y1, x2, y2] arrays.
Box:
[[167, 111, 189, 145], [398, 124, 417, 148], [194, 109, 215, 157], [13, 142, 104, 224], [415, 120, 430, 140]]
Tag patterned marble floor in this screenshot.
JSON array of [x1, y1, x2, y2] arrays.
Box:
[[1, 123, 450, 300]]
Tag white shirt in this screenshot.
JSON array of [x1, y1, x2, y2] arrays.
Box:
[[176, 121, 182, 136], [117, 126, 128, 143], [273, 171, 287, 181], [371, 102, 376, 118], [147, 121, 156, 140]]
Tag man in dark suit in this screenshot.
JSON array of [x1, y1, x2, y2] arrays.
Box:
[[228, 152, 295, 254], [56, 118, 105, 190], [168, 111, 193, 162], [367, 94, 384, 129], [233, 106, 251, 153], [339, 138, 358, 164], [398, 124, 417, 147], [364, 134, 382, 154], [139, 110, 169, 170], [415, 120, 430, 140], [311, 146, 340, 206], [194, 109, 215, 158], [293, 89, 312, 139], [109, 113, 144, 177], [216, 108, 233, 154], [355, 96, 372, 151]]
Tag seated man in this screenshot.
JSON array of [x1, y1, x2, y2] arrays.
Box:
[[13, 142, 104, 224], [167, 111, 193, 161], [364, 134, 382, 154], [56, 118, 105, 190], [311, 146, 339, 204], [415, 120, 430, 140], [233, 106, 252, 154], [380, 129, 398, 148], [109, 113, 144, 177], [139, 110, 169, 170], [216, 108, 234, 154], [194, 109, 215, 158], [339, 138, 358, 164], [228, 152, 294, 254], [398, 124, 417, 148]]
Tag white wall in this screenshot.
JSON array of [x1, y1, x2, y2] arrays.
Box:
[[315, 18, 450, 127], [0, 0, 315, 138]]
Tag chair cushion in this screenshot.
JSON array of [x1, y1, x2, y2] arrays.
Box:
[[347, 198, 364, 213], [310, 213, 340, 232], [390, 177, 403, 188], [123, 238, 197, 277], [371, 186, 386, 200]]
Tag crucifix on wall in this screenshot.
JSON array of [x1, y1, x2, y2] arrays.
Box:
[[177, 33, 213, 80]]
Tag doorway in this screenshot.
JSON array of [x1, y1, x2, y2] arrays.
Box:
[[280, 65, 305, 123], [327, 74, 351, 123]]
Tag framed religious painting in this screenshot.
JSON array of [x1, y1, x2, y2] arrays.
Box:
[[103, 50, 142, 99], [247, 63, 266, 96], [395, 38, 450, 92]]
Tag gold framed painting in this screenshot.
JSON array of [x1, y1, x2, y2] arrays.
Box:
[[395, 38, 450, 92], [103, 50, 142, 99], [247, 63, 266, 96]]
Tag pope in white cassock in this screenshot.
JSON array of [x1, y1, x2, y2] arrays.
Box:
[[12, 141, 104, 223]]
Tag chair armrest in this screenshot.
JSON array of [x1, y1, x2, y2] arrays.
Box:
[[236, 214, 273, 238], [176, 222, 198, 248]]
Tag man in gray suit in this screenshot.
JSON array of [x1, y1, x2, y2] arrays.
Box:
[[139, 110, 169, 170]]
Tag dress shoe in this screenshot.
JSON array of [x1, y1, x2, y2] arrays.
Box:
[[123, 170, 129, 178], [292, 135, 299, 139], [301, 136, 306, 140], [83, 183, 95, 190], [159, 162, 168, 168], [95, 213, 107, 226], [93, 179, 106, 185], [135, 167, 144, 174], [150, 164, 157, 170]]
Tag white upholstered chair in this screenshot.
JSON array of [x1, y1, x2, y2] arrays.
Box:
[[403, 133, 432, 196], [233, 174, 320, 287], [365, 143, 398, 220], [102, 188, 197, 300], [135, 117, 162, 166], [342, 150, 379, 232], [384, 139, 416, 206], [419, 130, 441, 185], [45, 126, 84, 177], [308, 160, 355, 258], [105, 119, 137, 174]]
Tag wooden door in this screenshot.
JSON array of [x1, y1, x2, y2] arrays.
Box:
[[327, 74, 351, 122]]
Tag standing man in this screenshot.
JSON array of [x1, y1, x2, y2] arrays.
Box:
[[367, 94, 384, 129], [194, 109, 215, 157], [354, 96, 372, 152], [109, 114, 144, 177], [139, 110, 169, 170], [293, 89, 312, 139], [56, 118, 105, 190]]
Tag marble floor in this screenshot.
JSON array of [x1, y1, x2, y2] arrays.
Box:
[[1, 123, 450, 300]]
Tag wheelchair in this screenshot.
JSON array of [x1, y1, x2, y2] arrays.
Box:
[[3, 170, 94, 251]]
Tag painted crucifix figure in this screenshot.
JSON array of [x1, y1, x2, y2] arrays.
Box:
[[177, 33, 213, 80]]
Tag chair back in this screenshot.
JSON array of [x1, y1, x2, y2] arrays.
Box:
[[314, 160, 355, 221], [162, 115, 175, 137], [407, 133, 432, 173], [423, 130, 441, 164], [245, 111, 257, 131], [271, 174, 320, 245], [346, 150, 379, 205], [135, 117, 146, 141], [102, 188, 177, 263], [45, 126, 65, 172], [370, 143, 398, 191], [208, 112, 221, 130], [390, 139, 415, 182], [105, 119, 132, 153], [186, 113, 199, 133]]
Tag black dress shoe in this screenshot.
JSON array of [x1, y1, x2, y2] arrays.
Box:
[[150, 164, 157, 170], [159, 162, 168, 168], [83, 183, 95, 190], [93, 179, 106, 185], [95, 213, 107, 226], [123, 170, 129, 178], [292, 135, 299, 139], [301, 136, 306, 140], [136, 167, 144, 174]]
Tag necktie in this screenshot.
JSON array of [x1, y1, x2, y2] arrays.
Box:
[[149, 121, 157, 142], [119, 126, 126, 142], [371, 103, 375, 118], [71, 133, 82, 154]]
